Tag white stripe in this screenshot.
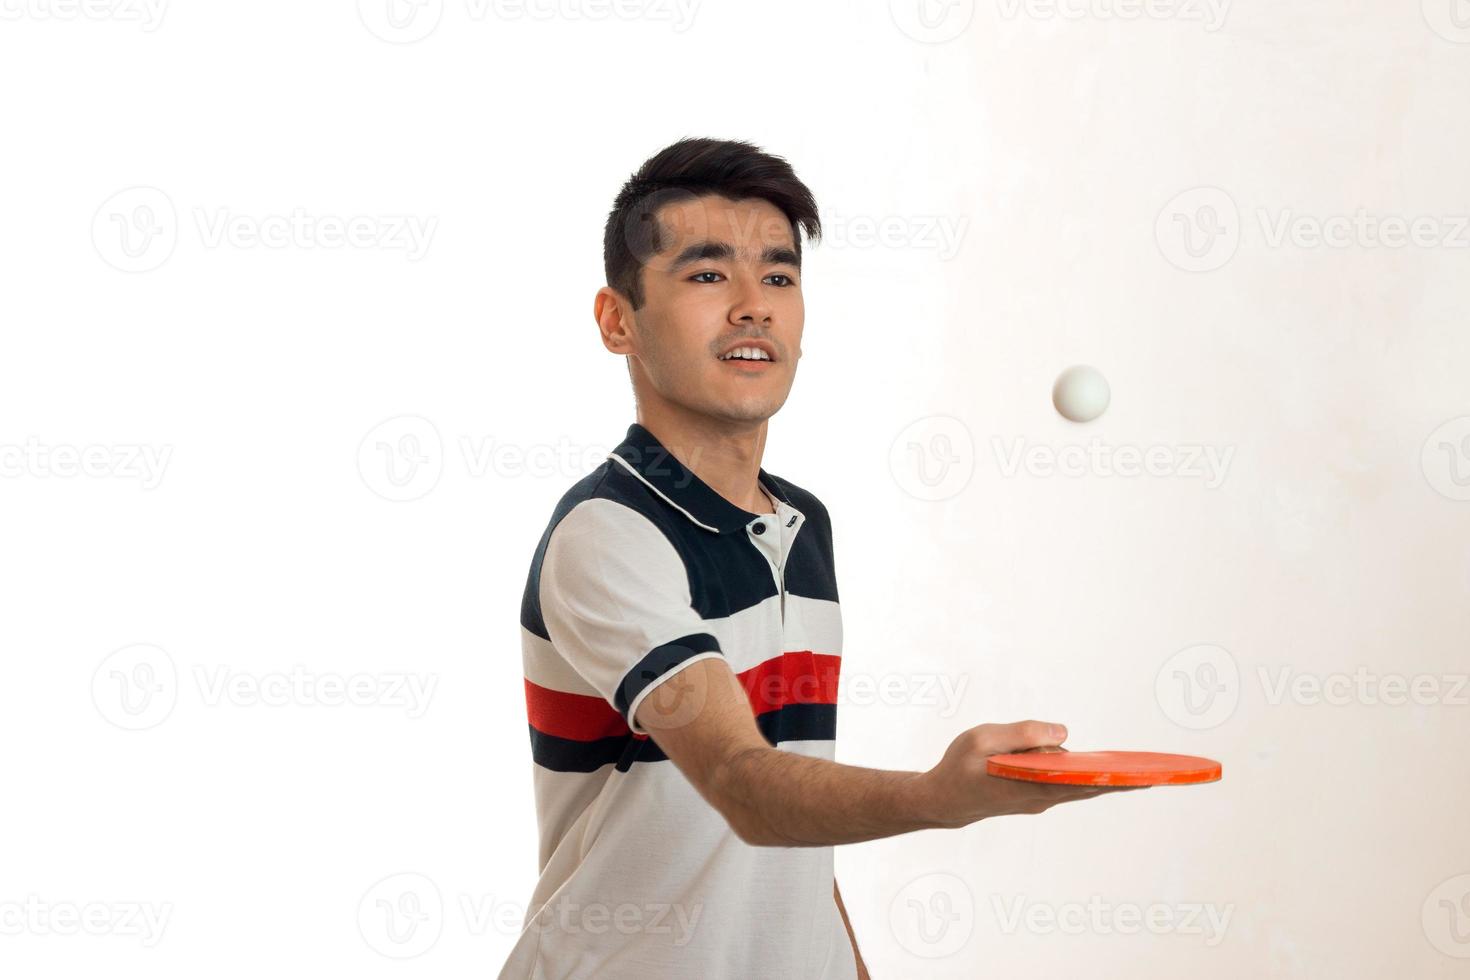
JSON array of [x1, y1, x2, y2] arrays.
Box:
[[523, 592, 843, 691]]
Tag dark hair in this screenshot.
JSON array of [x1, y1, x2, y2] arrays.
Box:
[[602, 137, 822, 310]]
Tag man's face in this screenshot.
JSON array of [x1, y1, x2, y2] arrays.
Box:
[[618, 194, 804, 425]]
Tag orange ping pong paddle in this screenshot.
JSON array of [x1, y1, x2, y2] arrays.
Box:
[[985, 750, 1222, 787]]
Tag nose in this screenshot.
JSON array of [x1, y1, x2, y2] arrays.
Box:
[[729, 272, 773, 325]]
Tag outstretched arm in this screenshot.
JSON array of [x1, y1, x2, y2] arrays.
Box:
[[636, 657, 1133, 848]]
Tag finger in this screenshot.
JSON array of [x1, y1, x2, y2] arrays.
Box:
[[1064, 784, 1152, 799], [1029, 782, 1116, 798], [1045, 787, 1115, 804], [983, 720, 1068, 754]]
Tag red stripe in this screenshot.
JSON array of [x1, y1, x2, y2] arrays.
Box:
[[739, 651, 841, 715], [524, 680, 630, 742], [525, 650, 841, 742]]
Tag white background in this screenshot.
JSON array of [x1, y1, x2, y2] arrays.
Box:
[[3, 1, 1469, 977]]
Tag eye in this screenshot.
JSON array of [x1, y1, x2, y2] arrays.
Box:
[[690, 271, 723, 283], [766, 274, 797, 287]]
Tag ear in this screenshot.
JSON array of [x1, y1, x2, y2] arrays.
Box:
[[594, 286, 636, 355]]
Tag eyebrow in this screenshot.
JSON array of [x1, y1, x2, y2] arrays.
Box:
[[667, 240, 801, 272]]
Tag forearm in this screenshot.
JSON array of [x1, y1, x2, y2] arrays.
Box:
[[712, 744, 946, 847]]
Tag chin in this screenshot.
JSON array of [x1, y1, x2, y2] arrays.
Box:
[[686, 375, 792, 424], [716, 397, 786, 424]]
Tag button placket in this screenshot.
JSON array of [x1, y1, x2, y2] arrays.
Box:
[[748, 510, 785, 625]]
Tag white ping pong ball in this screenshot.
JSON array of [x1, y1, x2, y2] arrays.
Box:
[[1052, 365, 1110, 422]]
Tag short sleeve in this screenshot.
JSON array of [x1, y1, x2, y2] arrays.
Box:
[[539, 498, 725, 735]]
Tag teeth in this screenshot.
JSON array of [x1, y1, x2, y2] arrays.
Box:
[[721, 346, 771, 361]]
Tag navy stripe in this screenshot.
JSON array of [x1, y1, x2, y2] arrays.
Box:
[[618, 702, 836, 770], [612, 633, 722, 720], [520, 427, 839, 640], [530, 701, 837, 773], [755, 701, 837, 749], [527, 726, 629, 773]]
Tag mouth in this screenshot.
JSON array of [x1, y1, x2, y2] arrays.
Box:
[[717, 344, 777, 370]]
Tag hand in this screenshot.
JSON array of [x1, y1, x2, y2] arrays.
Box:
[[918, 719, 1144, 828]]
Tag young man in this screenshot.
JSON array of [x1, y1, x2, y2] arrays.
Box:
[[501, 138, 1131, 979]]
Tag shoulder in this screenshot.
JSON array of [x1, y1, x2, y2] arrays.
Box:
[[520, 461, 688, 638], [540, 459, 670, 539]]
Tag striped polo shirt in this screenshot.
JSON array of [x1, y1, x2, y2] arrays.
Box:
[[499, 422, 857, 980]]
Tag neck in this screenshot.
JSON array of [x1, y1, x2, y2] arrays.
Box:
[[635, 405, 770, 515]]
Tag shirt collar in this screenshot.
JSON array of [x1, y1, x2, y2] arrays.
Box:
[[607, 422, 798, 534]]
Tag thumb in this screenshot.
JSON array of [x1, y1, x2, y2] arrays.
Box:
[[976, 720, 1068, 755]]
